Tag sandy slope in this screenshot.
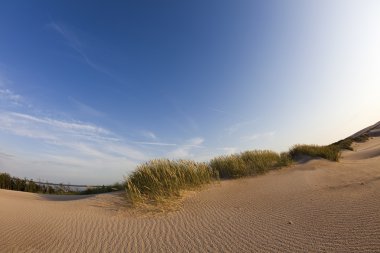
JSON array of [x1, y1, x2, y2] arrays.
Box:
[[1, 138, 380, 252]]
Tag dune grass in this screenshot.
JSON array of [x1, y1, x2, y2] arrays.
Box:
[[209, 150, 291, 179], [331, 139, 354, 151], [124, 151, 295, 205], [124, 159, 218, 205], [331, 133, 370, 151], [353, 133, 370, 143], [209, 154, 248, 178], [99, 133, 369, 203], [278, 152, 293, 167], [288, 133, 370, 162], [289, 144, 341, 161]]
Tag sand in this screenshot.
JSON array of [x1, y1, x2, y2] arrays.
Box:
[[1, 138, 380, 252]]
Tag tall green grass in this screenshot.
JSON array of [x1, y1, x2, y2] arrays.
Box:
[[209, 154, 248, 178], [289, 144, 340, 161], [209, 150, 291, 179], [124, 159, 218, 204]]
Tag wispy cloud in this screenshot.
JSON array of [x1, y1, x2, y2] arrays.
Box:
[[69, 97, 104, 117], [217, 147, 238, 155], [132, 141, 177, 146], [0, 111, 148, 164], [0, 112, 57, 140], [225, 119, 257, 135], [167, 137, 204, 159], [208, 107, 230, 115], [183, 137, 204, 147], [47, 22, 114, 78], [168, 102, 199, 133], [0, 151, 14, 159], [0, 88, 22, 105], [241, 131, 275, 142], [140, 130, 157, 140], [6, 112, 111, 138], [0, 76, 23, 106]]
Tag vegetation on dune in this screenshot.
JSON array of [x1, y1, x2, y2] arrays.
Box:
[[353, 133, 370, 143], [209, 154, 248, 178], [278, 152, 293, 167], [125, 133, 373, 205], [289, 144, 341, 161], [288, 133, 370, 162], [209, 150, 291, 179], [332, 139, 354, 151], [124, 159, 217, 205], [331, 133, 369, 151], [124, 150, 294, 205]]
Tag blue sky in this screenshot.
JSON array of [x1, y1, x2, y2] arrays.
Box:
[[1, 1, 380, 184]]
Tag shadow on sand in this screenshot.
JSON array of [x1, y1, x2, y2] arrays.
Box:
[[293, 154, 323, 164], [38, 194, 95, 201]]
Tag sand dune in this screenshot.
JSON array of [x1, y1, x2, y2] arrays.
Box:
[[1, 138, 380, 252]]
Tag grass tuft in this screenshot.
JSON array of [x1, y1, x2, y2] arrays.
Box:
[[240, 150, 282, 174], [209, 150, 290, 179], [289, 144, 340, 161], [278, 152, 293, 167], [124, 159, 218, 205], [209, 154, 248, 178], [331, 139, 354, 151]]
